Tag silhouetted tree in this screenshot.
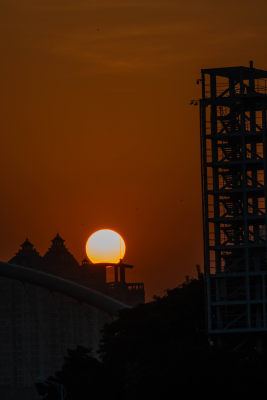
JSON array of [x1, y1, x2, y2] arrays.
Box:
[[100, 274, 208, 398], [37, 274, 267, 398], [36, 346, 104, 399]]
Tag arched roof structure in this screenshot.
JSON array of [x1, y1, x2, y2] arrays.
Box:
[[0, 262, 129, 315]]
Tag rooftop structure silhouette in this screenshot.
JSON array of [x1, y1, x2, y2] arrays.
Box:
[[8, 234, 145, 305]]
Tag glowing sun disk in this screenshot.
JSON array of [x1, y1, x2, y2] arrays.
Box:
[[86, 229, 126, 264]]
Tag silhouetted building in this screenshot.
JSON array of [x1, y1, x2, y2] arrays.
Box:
[[200, 62, 267, 347], [0, 261, 126, 400], [2, 235, 144, 398], [0, 234, 144, 400], [8, 234, 145, 306], [42, 234, 80, 279], [9, 238, 43, 270]]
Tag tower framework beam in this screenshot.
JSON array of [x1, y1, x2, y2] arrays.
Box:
[[200, 63, 267, 334]]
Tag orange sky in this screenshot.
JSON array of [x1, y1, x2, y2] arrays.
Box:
[[1, 0, 267, 299]]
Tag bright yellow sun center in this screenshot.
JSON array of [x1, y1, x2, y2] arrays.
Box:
[[86, 229, 126, 264]]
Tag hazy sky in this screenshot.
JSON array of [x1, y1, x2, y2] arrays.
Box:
[[1, 0, 267, 299]]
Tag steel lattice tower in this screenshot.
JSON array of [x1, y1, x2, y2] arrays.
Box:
[[200, 63, 267, 337]]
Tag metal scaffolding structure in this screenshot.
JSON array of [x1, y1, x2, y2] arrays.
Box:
[[200, 63, 267, 335]]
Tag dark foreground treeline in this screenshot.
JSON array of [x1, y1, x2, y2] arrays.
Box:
[[36, 273, 267, 399]]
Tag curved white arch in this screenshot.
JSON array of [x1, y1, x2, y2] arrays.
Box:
[[0, 262, 129, 315]]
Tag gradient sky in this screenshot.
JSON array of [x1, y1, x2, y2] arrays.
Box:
[[1, 0, 267, 299]]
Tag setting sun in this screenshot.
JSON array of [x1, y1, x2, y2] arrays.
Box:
[[86, 229, 126, 264]]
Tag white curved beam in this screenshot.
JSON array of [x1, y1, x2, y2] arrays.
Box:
[[0, 262, 130, 315]]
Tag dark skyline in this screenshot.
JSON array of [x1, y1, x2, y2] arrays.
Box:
[[1, 0, 267, 299]]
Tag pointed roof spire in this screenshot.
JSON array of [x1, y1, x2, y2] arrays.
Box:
[[21, 238, 34, 250], [43, 234, 80, 278], [51, 233, 65, 247], [8, 238, 42, 269]]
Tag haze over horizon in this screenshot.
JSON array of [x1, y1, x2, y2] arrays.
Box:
[[2, 0, 267, 299]]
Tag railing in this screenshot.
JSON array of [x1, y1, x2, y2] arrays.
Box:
[[107, 282, 144, 292], [127, 283, 144, 291], [204, 78, 267, 98]]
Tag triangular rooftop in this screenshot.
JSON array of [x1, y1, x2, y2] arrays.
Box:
[[9, 238, 43, 269], [43, 234, 80, 276]]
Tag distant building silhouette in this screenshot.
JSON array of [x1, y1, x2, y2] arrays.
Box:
[[9, 238, 43, 270], [0, 261, 126, 400], [0, 235, 144, 399], [43, 234, 80, 277], [9, 234, 145, 306]]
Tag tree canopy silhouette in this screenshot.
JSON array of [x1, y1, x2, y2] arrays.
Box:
[[36, 273, 267, 399]]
